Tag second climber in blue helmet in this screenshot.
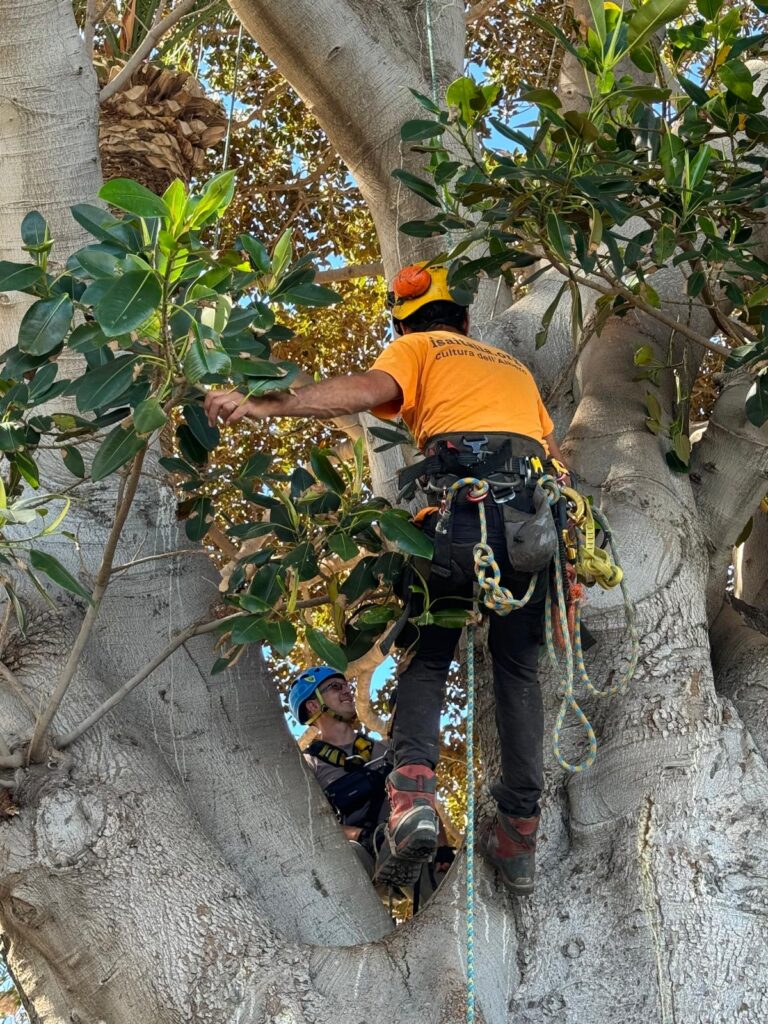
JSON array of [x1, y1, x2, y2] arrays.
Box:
[[289, 667, 392, 877], [290, 666, 454, 892]]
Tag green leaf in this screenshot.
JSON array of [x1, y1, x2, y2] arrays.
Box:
[[91, 425, 145, 481], [163, 178, 186, 226], [340, 556, 378, 601], [74, 355, 138, 413], [585, 0, 606, 42], [70, 203, 125, 243], [654, 224, 676, 265], [357, 604, 398, 627], [184, 170, 236, 230], [328, 533, 359, 560], [231, 615, 269, 645], [248, 563, 284, 607], [678, 75, 709, 106], [67, 323, 110, 353], [626, 0, 690, 52], [672, 432, 691, 465], [378, 510, 434, 558], [278, 282, 340, 307], [239, 234, 271, 274], [74, 246, 122, 279], [94, 270, 162, 335], [237, 452, 272, 480], [634, 345, 655, 366], [719, 61, 753, 100], [310, 448, 346, 494], [99, 178, 169, 219], [29, 549, 92, 602], [282, 541, 320, 581], [271, 229, 293, 282], [445, 76, 498, 125], [534, 280, 568, 350], [0, 424, 26, 452], [409, 87, 442, 113], [430, 608, 473, 628], [182, 403, 220, 451], [20, 212, 49, 254], [645, 391, 662, 422], [399, 220, 446, 238], [745, 375, 768, 427], [687, 270, 706, 297], [62, 446, 85, 478], [185, 496, 214, 541], [18, 296, 73, 355], [391, 169, 442, 207], [133, 396, 168, 434], [183, 338, 232, 383], [306, 627, 348, 672], [3, 582, 26, 636], [546, 213, 571, 262], [401, 119, 445, 141], [521, 88, 562, 109], [0, 261, 43, 294], [257, 618, 295, 656], [696, 0, 722, 17], [12, 451, 39, 489]]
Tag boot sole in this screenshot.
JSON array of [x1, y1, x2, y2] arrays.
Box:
[[389, 819, 439, 862], [373, 849, 424, 887]]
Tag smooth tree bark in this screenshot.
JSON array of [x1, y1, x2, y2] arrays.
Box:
[[2, 1, 768, 1023]]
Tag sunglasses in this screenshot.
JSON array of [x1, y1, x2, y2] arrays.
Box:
[[319, 679, 352, 695]]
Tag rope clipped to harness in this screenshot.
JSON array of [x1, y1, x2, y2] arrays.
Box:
[[539, 478, 639, 773], [444, 477, 539, 614], [445, 473, 638, 775]]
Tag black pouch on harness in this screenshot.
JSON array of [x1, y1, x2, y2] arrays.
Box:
[[500, 482, 559, 573]]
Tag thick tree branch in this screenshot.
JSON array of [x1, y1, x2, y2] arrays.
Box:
[[315, 261, 383, 285], [0, 661, 37, 720], [691, 373, 768, 622], [710, 599, 768, 760], [29, 451, 147, 761], [57, 612, 240, 748], [465, 0, 497, 25], [99, 0, 199, 103], [734, 504, 768, 611]]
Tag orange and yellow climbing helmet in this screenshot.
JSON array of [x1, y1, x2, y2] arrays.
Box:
[[387, 261, 459, 321]]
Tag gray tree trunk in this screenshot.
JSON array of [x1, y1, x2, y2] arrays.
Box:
[[2, 1, 768, 1022]]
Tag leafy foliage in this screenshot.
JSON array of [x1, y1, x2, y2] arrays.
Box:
[[395, 1, 768, 437], [0, 173, 439, 668]]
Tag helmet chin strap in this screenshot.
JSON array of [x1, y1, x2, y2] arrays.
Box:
[[305, 688, 355, 726]]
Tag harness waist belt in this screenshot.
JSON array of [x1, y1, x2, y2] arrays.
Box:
[[397, 431, 548, 500]]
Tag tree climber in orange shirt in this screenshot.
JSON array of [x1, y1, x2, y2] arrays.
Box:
[[204, 263, 569, 896]]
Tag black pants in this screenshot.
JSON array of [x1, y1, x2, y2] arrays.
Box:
[[392, 500, 546, 819]]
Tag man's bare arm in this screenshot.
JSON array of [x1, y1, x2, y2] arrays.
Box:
[[204, 370, 401, 428], [544, 431, 567, 467]]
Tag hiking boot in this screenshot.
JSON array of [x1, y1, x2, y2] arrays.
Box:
[[372, 824, 423, 888], [374, 766, 439, 886], [484, 812, 539, 897]]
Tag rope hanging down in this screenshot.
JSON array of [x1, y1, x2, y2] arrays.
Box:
[[456, 472, 637, 1022]]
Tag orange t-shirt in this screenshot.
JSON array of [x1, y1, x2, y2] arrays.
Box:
[[370, 331, 554, 451]]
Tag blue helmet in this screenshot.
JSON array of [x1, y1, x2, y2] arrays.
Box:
[[289, 666, 346, 724]]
